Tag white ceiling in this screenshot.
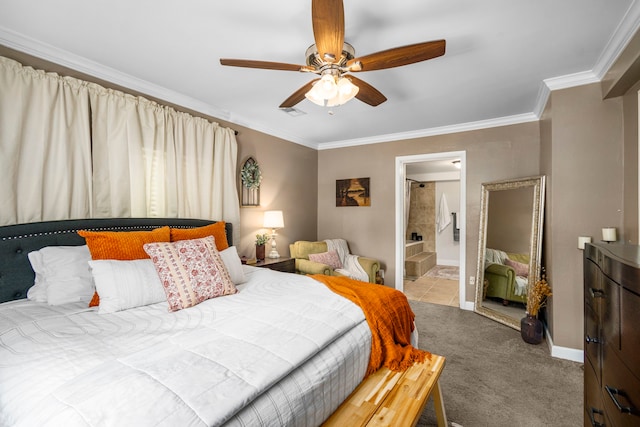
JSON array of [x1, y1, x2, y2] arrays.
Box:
[[1, 0, 638, 150]]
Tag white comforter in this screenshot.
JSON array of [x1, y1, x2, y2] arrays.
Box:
[[0, 267, 369, 427]]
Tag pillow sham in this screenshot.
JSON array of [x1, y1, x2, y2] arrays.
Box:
[[78, 226, 171, 260], [170, 222, 229, 250], [27, 245, 94, 305], [88, 259, 166, 314], [143, 236, 237, 312], [79, 226, 171, 307], [505, 258, 529, 277], [26, 250, 47, 302], [219, 246, 246, 284], [308, 250, 343, 270]]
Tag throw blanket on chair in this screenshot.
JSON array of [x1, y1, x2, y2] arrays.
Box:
[[325, 238, 369, 282], [311, 274, 430, 377]]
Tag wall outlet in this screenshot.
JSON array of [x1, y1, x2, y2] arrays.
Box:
[[379, 269, 384, 279], [469, 276, 475, 285]]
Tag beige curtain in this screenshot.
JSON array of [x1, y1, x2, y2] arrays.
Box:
[[0, 56, 240, 229], [0, 57, 93, 226], [88, 84, 240, 227], [89, 86, 170, 218]]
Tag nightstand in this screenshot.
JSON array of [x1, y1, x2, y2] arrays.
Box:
[[254, 257, 295, 273]]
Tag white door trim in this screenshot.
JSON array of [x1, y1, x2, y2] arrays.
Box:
[[395, 151, 471, 310]]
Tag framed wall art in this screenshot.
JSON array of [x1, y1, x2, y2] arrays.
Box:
[[336, 177, 370, 207], [240, 157, 261, 207]]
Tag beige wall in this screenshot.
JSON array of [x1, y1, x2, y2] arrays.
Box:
[[317, 122, 540, 300], [234, 127, 318, 259], [541, 83, 624, 350], [622, 80, 640, 244]]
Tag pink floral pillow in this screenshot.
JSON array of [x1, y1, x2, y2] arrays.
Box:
[[505, 258, 529, 277], [143, 236, 237, 311], [308, 250, 343, 269]]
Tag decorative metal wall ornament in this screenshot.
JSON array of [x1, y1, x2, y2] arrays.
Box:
[[241, 157, 261, 206]]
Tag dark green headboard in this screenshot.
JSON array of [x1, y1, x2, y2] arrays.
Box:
[[0, 218, 232, 304]]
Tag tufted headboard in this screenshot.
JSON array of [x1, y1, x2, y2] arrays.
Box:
[[0, 218, 232, 304]]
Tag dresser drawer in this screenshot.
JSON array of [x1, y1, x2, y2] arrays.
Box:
[[620, 288, 640, 379], [585, 303, 601, 379], [586, 359, 608, 427], [601, 276, 620, 351], [585, 258, 603, 315], [602, 347, 640, 427]]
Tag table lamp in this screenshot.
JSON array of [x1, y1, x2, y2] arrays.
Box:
[[263, 210, 284, 258]]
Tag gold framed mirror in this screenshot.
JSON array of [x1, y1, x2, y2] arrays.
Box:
[[474, 176, 545, 330]]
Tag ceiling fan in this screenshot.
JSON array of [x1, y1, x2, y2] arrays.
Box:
[[220, 0, 446, 108]]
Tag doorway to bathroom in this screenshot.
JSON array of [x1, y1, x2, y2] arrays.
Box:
[[395, 151, 468, 310]]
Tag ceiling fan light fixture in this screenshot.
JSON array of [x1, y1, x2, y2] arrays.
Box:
[[335, 76, 359, 104], [305, 78, 333, 106], [305, 75, 358, 107]]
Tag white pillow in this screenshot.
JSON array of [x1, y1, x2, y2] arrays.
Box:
[[219, 246, 246, 284], [89, 259, 166, 314], [27, 245, 94, 305], [26, 250, 47, 302]]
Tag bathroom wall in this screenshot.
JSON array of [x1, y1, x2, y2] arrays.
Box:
[[406, 182, 435, 252], [435, 181, 461, 265]]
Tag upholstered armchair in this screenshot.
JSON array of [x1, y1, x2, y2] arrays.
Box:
[[484, 249, 529, 304], [289, 240, 380, 283]]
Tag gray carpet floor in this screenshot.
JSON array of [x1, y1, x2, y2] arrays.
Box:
[[411, 301, 583, 427]]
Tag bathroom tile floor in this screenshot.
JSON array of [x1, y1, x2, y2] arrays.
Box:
[[403, 275, 459, 307]]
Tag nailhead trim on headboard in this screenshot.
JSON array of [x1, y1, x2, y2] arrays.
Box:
[[0, 218, 232, 304], [0, 225, 201, 241]]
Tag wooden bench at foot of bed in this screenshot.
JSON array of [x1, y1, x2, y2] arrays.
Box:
[[323, 354, 447, 427]]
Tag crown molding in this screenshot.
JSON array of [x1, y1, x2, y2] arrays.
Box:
[[532, 2, 640, 120], [316, 113, 539, 150], [592, 1, 640, 80]]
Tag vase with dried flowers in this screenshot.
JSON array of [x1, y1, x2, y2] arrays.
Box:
[[255, 233, 269, 261], [521, 272, 552, 344]]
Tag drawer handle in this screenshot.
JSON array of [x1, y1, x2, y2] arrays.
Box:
[[590, 288, 605, 298], [605, 385, 638, 415], [589, 407, 605, 427], [585, 335, 600, 344]]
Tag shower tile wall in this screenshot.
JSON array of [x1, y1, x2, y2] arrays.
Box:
[[407, 182, 435, 252]]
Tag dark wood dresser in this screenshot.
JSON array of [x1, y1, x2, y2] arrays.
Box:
[[584, 243, 640, 427]]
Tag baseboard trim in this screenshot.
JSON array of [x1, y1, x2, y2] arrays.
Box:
[[545, 325, 584, 363], [437, 259, 460, 267], [460, 301, 474, 311]]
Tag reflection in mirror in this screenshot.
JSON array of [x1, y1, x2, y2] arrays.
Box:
[[474, 176, 545, 330]]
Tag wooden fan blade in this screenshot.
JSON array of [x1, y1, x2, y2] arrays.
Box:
[[312, 0, 344, 63], [347, 40, 446, 72], [220, 59, 312, 72], [348, 75, 387, 106], [279, 79, 320, 108]]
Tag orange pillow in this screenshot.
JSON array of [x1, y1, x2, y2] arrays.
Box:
[[78, 226, 171, 307], [170, 221, 229, 251], [79, 226, 171, 260]]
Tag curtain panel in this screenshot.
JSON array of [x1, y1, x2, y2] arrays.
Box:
[[0, 56, 240, 229], [0, 57, 93, 225]]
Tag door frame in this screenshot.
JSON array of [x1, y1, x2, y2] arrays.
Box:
[[395, 151, 472, 310]]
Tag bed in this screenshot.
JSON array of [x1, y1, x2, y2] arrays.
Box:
[[0, 218, 420, 426]]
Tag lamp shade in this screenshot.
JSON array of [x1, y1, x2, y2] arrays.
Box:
[[305, 76, 359, 107], [263, 210, 284, 229]]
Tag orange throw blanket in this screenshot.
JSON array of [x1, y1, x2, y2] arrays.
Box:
[[310, 274, 430, 377]]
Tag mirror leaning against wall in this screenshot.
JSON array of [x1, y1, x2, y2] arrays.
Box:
[[474, 176, 545, 330]]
